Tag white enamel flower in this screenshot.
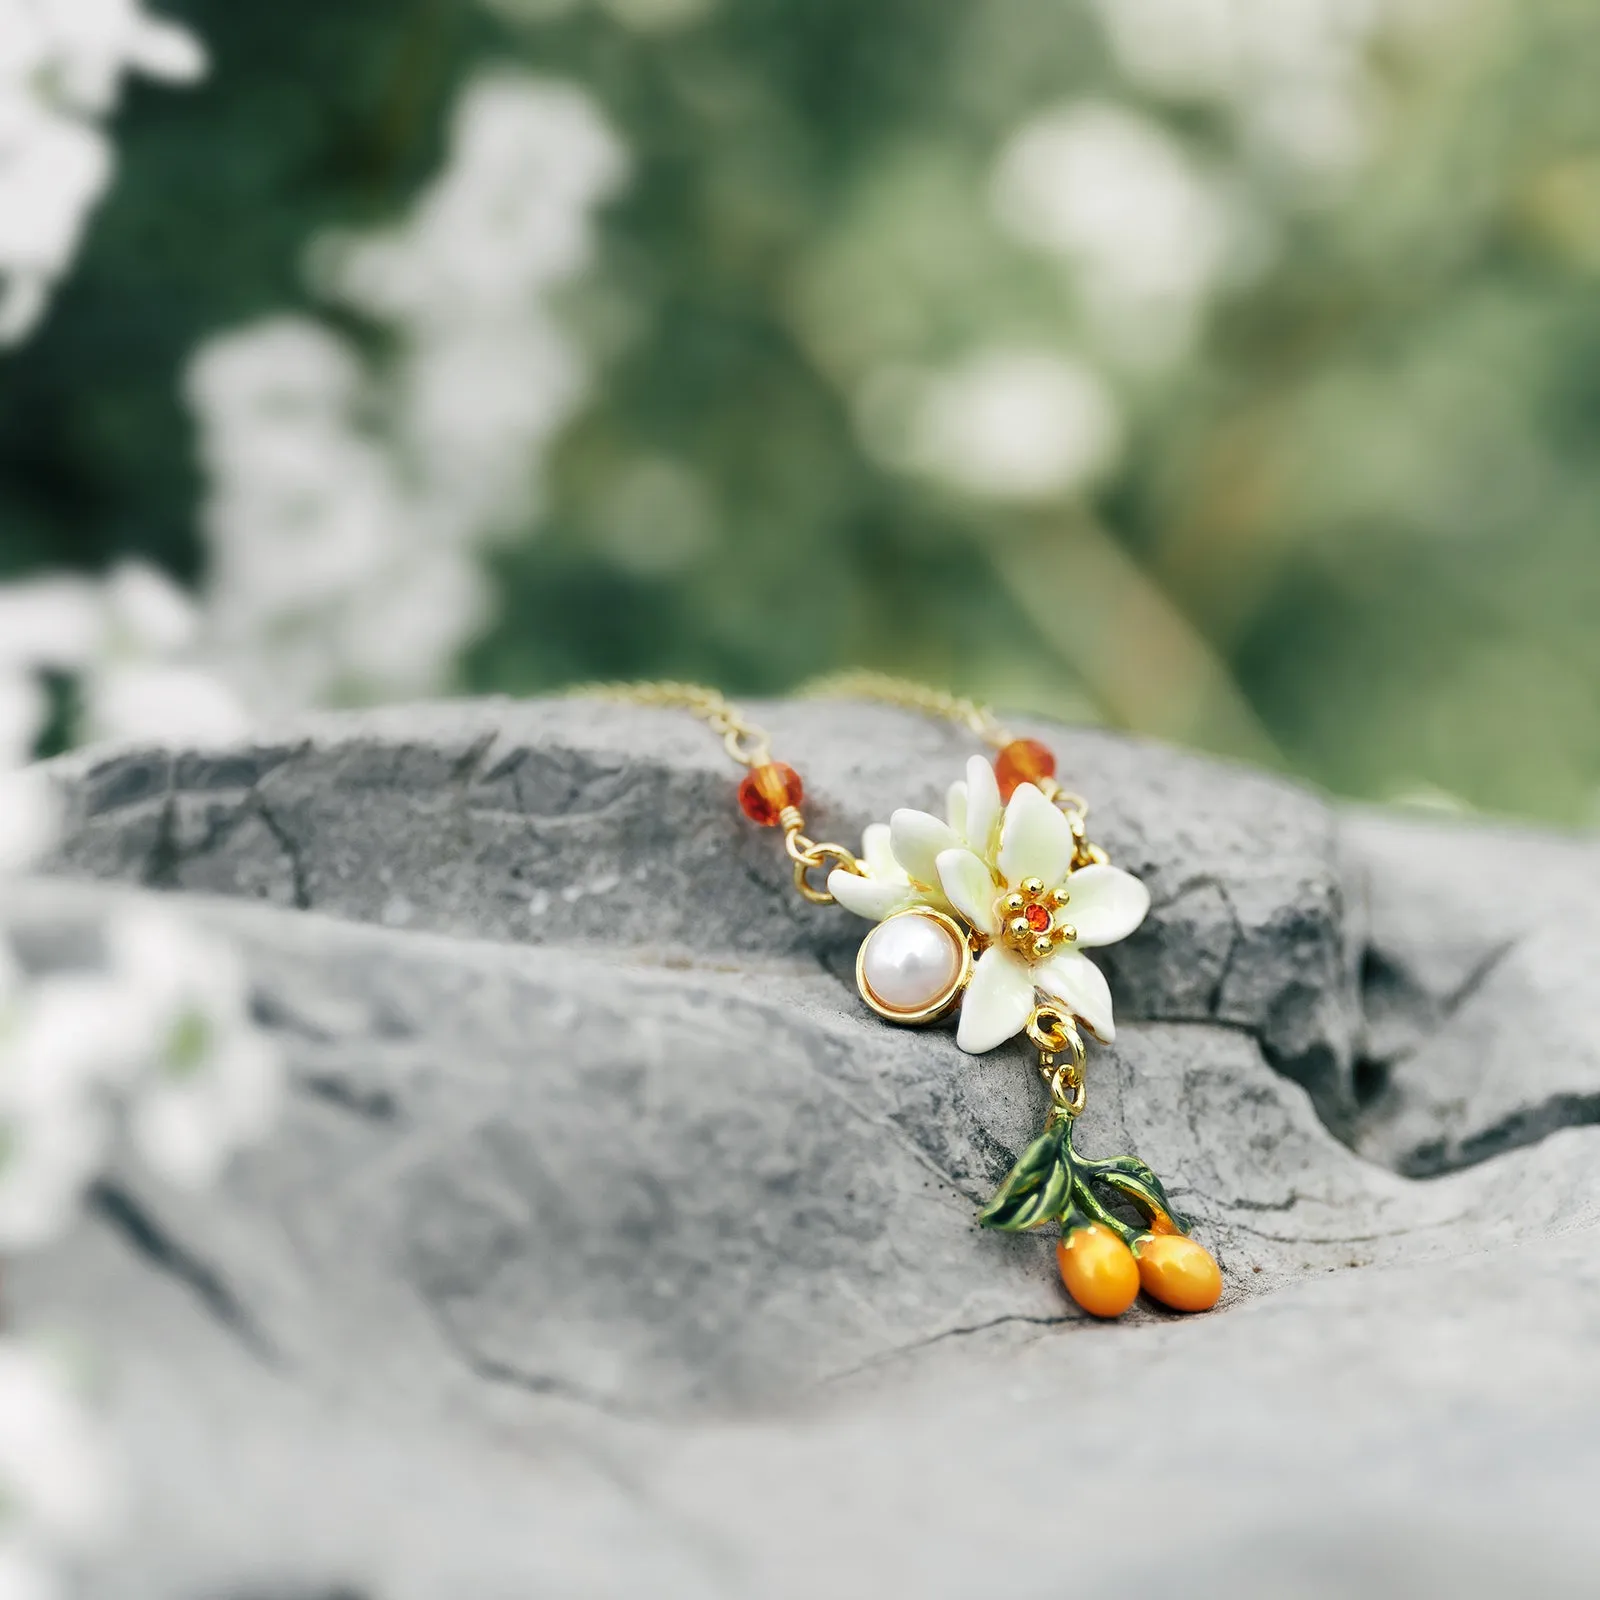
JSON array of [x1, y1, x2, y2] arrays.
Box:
[[829, 756, 1149, 1054], [827, 753, 1006, 923]]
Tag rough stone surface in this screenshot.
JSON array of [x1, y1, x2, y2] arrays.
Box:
[[10, 698, 1600, 1598]]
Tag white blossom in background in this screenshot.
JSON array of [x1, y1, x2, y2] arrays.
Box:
[[0, 660, 57, 874], [482, 0, 714, 33], [0, 0, 204, 344], [0, 909, 282, 1229], [0, 952, 118, 1251], [0, 1342, 116, 1600], [0, 673, 43, 767], [991, 103, 1242, 366], [101, 907, 281, 1189], [860, 348, 1122, 504], [0, 765, 57, 877], [187, 74, 626, 714], [0, 561, 248, 755], [0, 904, 279, 1591], [0, 585, 275, 1599], [1087, 0, 1386, 181], [82, 561, 249, 747]]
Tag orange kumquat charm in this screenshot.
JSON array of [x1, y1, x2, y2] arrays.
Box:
[[1057, 1223, 1141, 1318]]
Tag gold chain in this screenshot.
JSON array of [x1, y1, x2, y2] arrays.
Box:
[[798, 671, 1015, 750], [572, 680, 773, 768], [569, 674, 1100, 907], [570, 679, 862, 903]]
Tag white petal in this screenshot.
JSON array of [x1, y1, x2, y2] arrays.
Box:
[[956, 947, 1037, 1054], [0, 671, 46, 767], [130, 1087, 226, 1190], [83, 664, 249, 748], [861, 823, 904, 884], [963, 754, 1002, 857], [129, 18, 209, 85], [1057, 864, 1150, 948], [936, 848, 999, 937], [1036, 949, 1116, 1042], [889, 808, 963, 889], [0, 577, 104, 670], [103, 560, 198, 654], [997, 782, 1075, 891], [0, 768, 59, 873], [945, 779, 968, 838], [828, 868, 916, 923]]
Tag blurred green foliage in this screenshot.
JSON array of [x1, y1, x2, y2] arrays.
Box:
[[3, 0, 1599, 822]]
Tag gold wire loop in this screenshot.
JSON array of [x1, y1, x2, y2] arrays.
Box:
[[784, 824, 863, 906], [1044, 1059, 1087, 1118], [791, 843, 862, 904], [1028, 1004, 1088, 1117], [1026, 1004, 1084, 1060]]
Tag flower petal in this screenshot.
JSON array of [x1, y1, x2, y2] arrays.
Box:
[[997, 782, 1075, 891], [945, 779, 968, 838], [956, 947, 1037, 1054], [963, 754, 1003, 858], [1057, 864, 1150, 948], [861, 823, 903, 884], [0, 767, 59, 874], [828, 869, 916, 923], [936, 848, 999, 937], [890, 808, 963, 889], [1035, 949, 1116, 1042]]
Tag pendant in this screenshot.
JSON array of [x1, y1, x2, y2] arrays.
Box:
[[826, 743, 1223, 1318]]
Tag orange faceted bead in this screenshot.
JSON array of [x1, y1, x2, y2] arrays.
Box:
[[994, 738, 1057, 801], [1133, 1233, 1223, 1313], [1057, 1224, 1140, 1318], [738, 762, 804, 826]]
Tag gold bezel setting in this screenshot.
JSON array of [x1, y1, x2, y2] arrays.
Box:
[[855, 906, 974, 1026]]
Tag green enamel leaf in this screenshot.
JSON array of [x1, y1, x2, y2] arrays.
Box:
[[1083, 1153, 1186, 1233], [978, 1123, 1075, 1232]]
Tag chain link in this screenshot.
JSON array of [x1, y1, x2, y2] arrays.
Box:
[[569, 680, 773, 768], [786, 836, 863, 904], [797, 671, 1015, 750], [1028, 1004, 1088, 1117], [800, 672, 1107, 859]]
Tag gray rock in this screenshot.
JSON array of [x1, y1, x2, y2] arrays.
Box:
[[10, 698, 1600, 1599]]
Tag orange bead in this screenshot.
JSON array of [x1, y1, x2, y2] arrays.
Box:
[[1133, 1233, 1223, 1313], [737, 762, 804, 826], [1056, 1223, 1140, 1318], [994, 738, 1057, 801]]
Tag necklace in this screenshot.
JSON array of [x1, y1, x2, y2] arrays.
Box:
[[580, 674, 1222, 1319]]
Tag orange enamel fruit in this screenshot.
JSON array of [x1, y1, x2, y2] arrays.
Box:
[[1057, 1224, 1140, 1318], [1133, 1233, 1223, 1312]]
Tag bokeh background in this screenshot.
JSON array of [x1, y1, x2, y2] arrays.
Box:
[[5, 0, 1600, 823]]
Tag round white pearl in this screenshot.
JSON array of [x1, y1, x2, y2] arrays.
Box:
[[860, 912, 963, 1015]]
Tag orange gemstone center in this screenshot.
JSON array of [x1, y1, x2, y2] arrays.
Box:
[[1024, 903, 1051, 933]]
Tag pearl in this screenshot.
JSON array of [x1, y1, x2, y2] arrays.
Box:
[[859, 910, 964, 1018]]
